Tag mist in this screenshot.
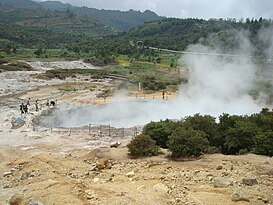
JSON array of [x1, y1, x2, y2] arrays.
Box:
[[45, 30, 273, 128]]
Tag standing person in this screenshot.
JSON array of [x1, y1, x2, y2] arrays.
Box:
[[45, 99, 49, 107], [35, 100, 39, 112], [26, 98, 30, 106], [20, 103, 24, 115], [23, 104, 28, 114], [50, 100, 55, 107], [162, 91, 165, 100]]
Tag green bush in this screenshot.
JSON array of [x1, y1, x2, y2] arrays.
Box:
[[252, 131, 273, 156], [127, 134, 159, 158], [142, 119, 177, 148], [168, 127, 209, 158], [224, 120, 258, 154], [183, 114, 219, 147]]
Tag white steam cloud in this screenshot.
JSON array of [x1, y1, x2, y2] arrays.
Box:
[[46, 29, 273, 128]]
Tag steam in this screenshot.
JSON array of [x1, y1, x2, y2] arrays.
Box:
[[45, 29, 273, 128]]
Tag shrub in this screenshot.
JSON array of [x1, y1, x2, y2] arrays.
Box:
[[224, 120, 258, 154], [127, 134, 159, 158], [142, 119, 177, 148], [168, 127, 209, 158], [183, 114, 219, 147], [252, 131, 273, 157]]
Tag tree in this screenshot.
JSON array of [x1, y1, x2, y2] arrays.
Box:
[[34, 48, 43, 57]]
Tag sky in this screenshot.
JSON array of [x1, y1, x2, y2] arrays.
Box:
[[39, 0, 273, 19]]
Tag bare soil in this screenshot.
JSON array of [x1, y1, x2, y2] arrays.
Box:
[[0, 61, 272, 205]]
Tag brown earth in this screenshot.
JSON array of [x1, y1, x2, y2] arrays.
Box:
[[0, 61, 272, 205]]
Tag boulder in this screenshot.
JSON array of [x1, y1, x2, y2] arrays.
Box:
[[231, 191, 250, 202], [11, 117, 25, 129], [125, 171, 135, 177], [9, 193, 23, 205], [110, 142, 121, 148], [213, 178, 233, 188], [153, 183, 169, 193], [242, 178, 258, 186], [29, 199, 44, 205]]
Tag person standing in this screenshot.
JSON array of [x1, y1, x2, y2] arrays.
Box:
[[20, 103, 24, 115], [26, 98, 30, 106], [35, 100, 39, 112]]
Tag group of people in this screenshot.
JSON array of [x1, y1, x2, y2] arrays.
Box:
[[19, 98, 57, 115]]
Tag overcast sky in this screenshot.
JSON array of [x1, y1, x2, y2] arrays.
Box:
[[39, 0, 273, 19]]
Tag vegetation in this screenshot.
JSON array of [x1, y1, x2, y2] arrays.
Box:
[[142, 109, 273, 158], [168, 127, 209, 158], [127, 134, 159, 158]]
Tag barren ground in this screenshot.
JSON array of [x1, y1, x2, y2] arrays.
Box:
[[0, 61, 272, 205]]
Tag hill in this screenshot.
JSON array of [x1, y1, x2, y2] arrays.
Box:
[[0, 0, 42, 9], [38, 1, 162, 31], [0, 2, 116, 48]]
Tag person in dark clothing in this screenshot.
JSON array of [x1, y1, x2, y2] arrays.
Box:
[[50, 100, 55, 107], [23, 104, 28, 114], [20, 103, 24, 114]]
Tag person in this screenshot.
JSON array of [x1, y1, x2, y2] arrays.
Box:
[[23, 104, 28, 114], [26, 98, 30, 106], [35, 100, 39, 112], [20, 103, 24, 115], [50, 100, 55, 107], [45, 99, 49, 107], [162, 91, 165, 100]]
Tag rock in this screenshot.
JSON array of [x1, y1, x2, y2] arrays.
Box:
[[242, 178, 258, 186], [213, 178, 233, 188], [125, 171, 135, 177], [153, 183, 169, 193], [230, 164, 234, 171], [3, 171, 13, 177], [93, 178, 100, 183], [9, 193, 23, 205], [96, 159, 112, 170], [110, 142, 121, 148], [221, 171, 229, 177], [29, 199, 44, 205], [216, 165, 223, 170], [20, 173, 29, 180], [11, 117, 25, 129], [231, 191, 250, 202]]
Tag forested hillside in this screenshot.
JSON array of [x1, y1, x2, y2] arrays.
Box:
[[38, 1, 162, 31]]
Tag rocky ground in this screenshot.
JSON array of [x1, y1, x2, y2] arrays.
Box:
[[0, 60, 272, 205]]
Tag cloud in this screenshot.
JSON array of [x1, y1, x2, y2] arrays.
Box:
[[41, 0, 273, 19]]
